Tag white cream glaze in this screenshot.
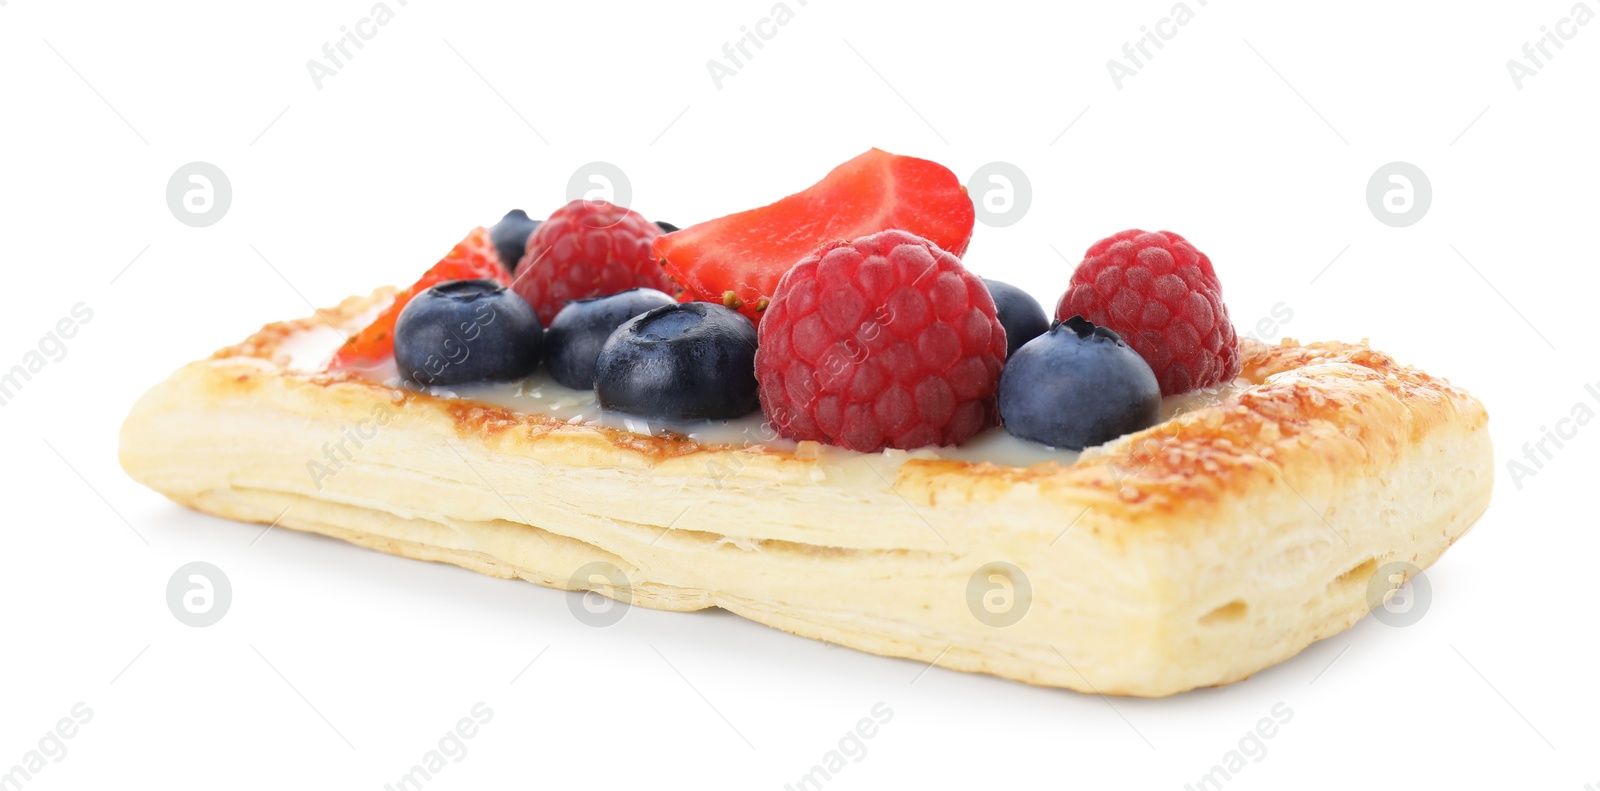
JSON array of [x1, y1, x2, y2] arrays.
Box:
[[288, 328, 1236, 468]]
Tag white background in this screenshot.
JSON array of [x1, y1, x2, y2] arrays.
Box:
[[2, 0, 1597, 788]]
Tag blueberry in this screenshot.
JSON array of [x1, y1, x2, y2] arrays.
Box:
[[545, 288, 677, 390], [490, 209, 542, 273], [394, 279, 543, 387], [655, 221, 680, 234], [594, 302, 759, 421], [998, 315, 1160, 450], [983, 278, 1049, 358]]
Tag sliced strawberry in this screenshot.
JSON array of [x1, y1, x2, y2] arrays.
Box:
[[329, 227, 510, 368], [652, 148, 975, 324]]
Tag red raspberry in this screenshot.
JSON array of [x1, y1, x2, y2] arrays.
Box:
[[512, 200, 674, 324], [1055, 229, 1240, 396], [756, 230, 1007, 452]]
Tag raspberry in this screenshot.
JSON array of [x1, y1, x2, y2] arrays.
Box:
[[512, 200, 673, 324], [331, 227, 509, 368], [1055, 229, 1240, 396], [755, 230, 1007, 452]]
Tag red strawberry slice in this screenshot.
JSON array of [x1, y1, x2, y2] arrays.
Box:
[[653, 148, 975, 324], [330, 227, 510, 369]]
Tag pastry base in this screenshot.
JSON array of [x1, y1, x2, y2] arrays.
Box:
[[119, 290, 1493, 696]]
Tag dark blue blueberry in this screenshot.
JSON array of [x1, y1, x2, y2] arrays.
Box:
[[655, 221, 680, 234], [394, 279, 542, 387], [998, 315, 1160, 450], [545, 288, 676, 390], [490, 209, 542, 273], [594, 302, 759, 421], [983, 278, 1049, 358]]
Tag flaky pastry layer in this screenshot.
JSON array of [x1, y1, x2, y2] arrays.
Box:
[[119, 289, 1492, 696]]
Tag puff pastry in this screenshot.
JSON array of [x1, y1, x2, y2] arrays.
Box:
[[119, 288, 1492, 696]]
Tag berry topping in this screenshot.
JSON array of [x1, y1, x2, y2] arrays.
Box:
[[998, 316, 1161, 451], [982, 278, 1050, 358], [653, 149, 975, 324], [511, 200, 674, 325], [544, 288, 676, 390], [489, 209, 542, 275], [394, 279, 543, 387], [594, 302, 760, 421], [331, 227, 510, 368], [1055, 230, 1240, 396], [755, 230, 1006, 452]]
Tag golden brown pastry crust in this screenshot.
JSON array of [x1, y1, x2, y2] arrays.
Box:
[[120, 289, 1493, 696]]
